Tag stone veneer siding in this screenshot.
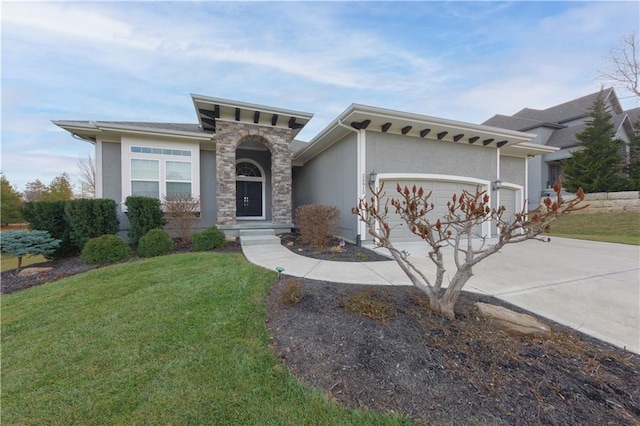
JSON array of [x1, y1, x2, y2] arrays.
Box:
[[214, 121, 293, 225]]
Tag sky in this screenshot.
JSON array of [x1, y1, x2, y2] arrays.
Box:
[[2, 1, 639, 193]]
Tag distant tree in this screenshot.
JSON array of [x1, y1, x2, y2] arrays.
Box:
[[24, 179, 47, 202], [77, 154, 96, 198], [563, 92, 626, 193], [42, 173, 74, 201], [600, 33, 640, 98], [1, 173, 23, 225]]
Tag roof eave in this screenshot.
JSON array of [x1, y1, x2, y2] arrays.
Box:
[[294, 104, 537, 164]]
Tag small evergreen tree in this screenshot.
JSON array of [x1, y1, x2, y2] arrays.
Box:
[[0, 230, 61, 273], [1, 173, 23, 225], [563, 92, 626, 192], [124, 196, 166, 246], [625, 125, 640, 190]]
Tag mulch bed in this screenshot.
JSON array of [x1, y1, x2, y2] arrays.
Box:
[[267, 278, 640, 425], [4, 235, 639, 425], [279, 232, 390, 262]]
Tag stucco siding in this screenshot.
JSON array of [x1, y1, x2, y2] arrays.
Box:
[[366, 132, 496, 180], [99, 141, 126, 229], [293, 133, 358, 240], [199, 149, 217, 229], [500, 156, 525, 187]]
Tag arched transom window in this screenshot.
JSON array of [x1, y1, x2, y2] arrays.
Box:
[[236, 162, 262, 178]]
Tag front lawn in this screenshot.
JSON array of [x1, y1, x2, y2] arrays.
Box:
[[1, 254, 47, 272], [1, 252, 407, 425], [546, 212, 640, 245]]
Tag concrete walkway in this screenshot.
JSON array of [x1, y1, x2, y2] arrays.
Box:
[[241, 234, 640, 354]]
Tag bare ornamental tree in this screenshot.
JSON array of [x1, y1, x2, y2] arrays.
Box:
[[77, 154, 96, 198], [600, 33, 640, 98], [353, 182, 585, 320]]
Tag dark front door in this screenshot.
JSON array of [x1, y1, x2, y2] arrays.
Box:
[[236, 181, 262, 217]]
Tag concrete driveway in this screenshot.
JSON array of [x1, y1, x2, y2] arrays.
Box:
[[389, 237, 640, 353]]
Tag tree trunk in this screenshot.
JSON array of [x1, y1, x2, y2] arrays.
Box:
[[428, 297, 456, 320], [16, 256, 23, 274]]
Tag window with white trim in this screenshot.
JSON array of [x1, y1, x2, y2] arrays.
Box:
[[166, 161, 191, 196], [131, 159, 160, 198], [128, 146, 194, 200]]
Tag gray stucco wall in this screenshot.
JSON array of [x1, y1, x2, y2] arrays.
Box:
[[293, 133, 358, 240], [500, 155, 525, 187], [198, 149, 217, 230], [101, 142, 125, 228], [102, 142, 122, 204], [366, 132, 496, 180]]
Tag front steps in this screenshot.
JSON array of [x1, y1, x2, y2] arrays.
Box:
[[239, 229, 281, 247]]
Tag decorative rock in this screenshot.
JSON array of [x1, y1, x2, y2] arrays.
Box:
[[17, 267, 53, 277], [475, 302, 551, 336]]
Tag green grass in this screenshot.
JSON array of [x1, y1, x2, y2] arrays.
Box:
[[1, 252, 409, 425], [1, 254, 47, 272], [546, 212, 640, 245]]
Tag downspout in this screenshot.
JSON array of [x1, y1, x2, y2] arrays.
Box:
[[495, 147, 501, 238], [337, 120, 366, 246]]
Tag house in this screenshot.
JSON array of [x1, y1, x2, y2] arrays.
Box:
[[54, 94, 553, 243], [483, 88, 637, 210]]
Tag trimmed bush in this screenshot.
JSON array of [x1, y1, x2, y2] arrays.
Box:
[[192, 226, 226, 251], [125, 197, 166, 246], [137, 229, 174, 258], [21, 201, 78, 258], [81, 235, 130, 265], [295, 204, 340, 248], [64, 199, 119, 249]]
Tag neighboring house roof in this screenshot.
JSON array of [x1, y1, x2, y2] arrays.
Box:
[[294, 103, 550, 165], [483, 88, 636, 150], [512, 87, 621, 123]]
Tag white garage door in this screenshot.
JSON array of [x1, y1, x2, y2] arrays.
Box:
[[499, 187, 517, 220], [379, 179, 486, 241]]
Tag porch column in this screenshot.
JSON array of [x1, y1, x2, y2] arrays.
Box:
[[215, 126, 240, 225], [271, 141, 292, 224]]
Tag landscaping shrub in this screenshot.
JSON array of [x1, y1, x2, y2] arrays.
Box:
[[295, 204, 340, 248], [137, 229, 174, 258], [64, 199, 119, 249], [279, 277, 304, 305], [80, 235, 130, 265], [191, 226, 226, 251], [125, 196, 166, 246], [0, 230, 61, 272], [163, 194, 201, 245], [21, 201, 78, 258], [344, 288, 397, 325]]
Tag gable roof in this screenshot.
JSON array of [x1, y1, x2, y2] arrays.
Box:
[[191, 94, 313, 137]]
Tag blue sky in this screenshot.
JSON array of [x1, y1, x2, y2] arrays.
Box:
[[2, 1, 639, 192]]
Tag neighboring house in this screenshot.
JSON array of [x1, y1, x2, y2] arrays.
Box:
[[483, 88, 637, 210], [54, 94, 552, 243]]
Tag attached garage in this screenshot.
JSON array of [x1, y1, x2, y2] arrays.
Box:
[[377, 174, 491, 241]]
